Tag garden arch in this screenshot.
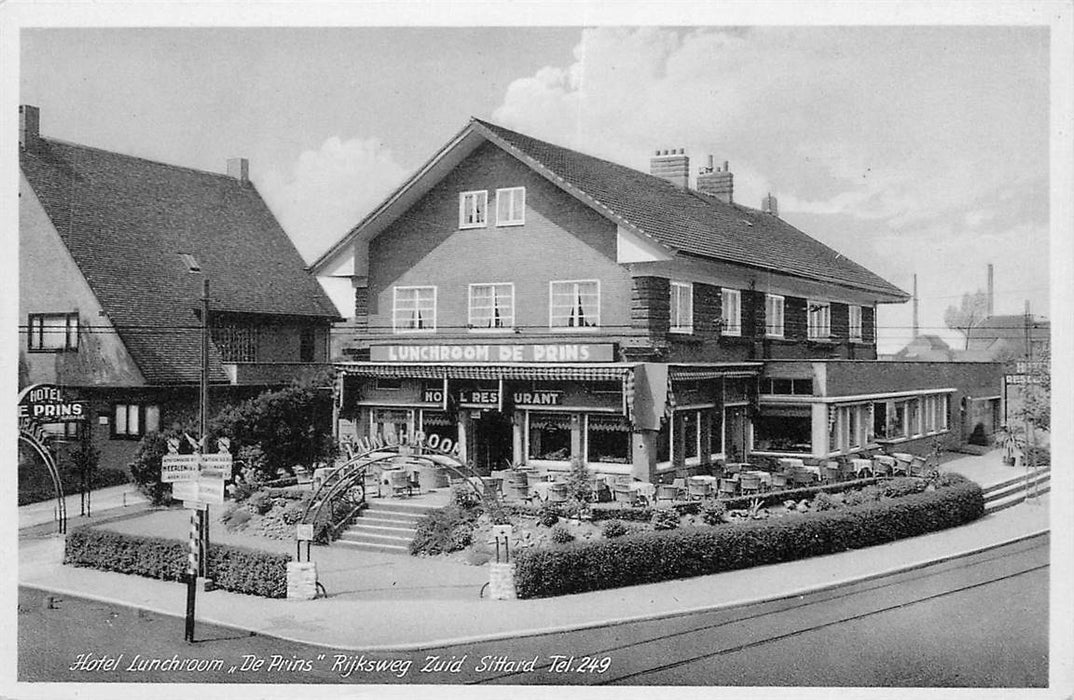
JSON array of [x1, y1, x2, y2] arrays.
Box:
[[19, 424, 67, 534]]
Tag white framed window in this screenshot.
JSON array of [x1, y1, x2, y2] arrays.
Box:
[[549, 280, 600, 328], [112, 403, 160, 440], [939, 394, 949, 430], [27, 313, 79, 352], [495, 187, 525, 226], [468, 283, 515, 330], [765, 294, 785, 337], [910, 398, 923, 437], [721, 289, 741, 336], [392, 286, 437, 333], [670, 281, 693, 333], [849, 305, 863, 342], [458, 190, 487, 229], [808, 300, 831, 340]]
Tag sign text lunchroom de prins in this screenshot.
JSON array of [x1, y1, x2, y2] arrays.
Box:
[[370, 343, 615, 363]]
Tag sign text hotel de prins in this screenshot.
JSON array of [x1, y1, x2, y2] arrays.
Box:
[[370, 343, 615, 363]]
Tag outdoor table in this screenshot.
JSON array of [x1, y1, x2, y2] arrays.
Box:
[[742, 469, 773, 487], [690, 475, 719, 484], [851, 458, 873, 477]]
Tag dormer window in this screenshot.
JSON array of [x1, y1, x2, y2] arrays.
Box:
[[180, 253, 201, 272], [459, 190, 487, 229], [495, 187, 525, 226]]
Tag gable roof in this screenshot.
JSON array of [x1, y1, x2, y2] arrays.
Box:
[[965, 314, 1050, 357], [21, 138, 341, 385], [313, 118, 908, 302]]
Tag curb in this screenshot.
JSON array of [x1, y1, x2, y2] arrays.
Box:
[[21, 526, 1050, 653]]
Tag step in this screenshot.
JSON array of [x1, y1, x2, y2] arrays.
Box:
[[985, 484, 1051, 514], [980, 467, 1051, 497], [983, 473, 1051, 503], [338, 530, 413, 545], [345, 523, 417, 536], [353, 515, 422, 529], [334, 539, 410, 554]]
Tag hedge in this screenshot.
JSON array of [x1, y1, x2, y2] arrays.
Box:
[[64, 527, 291, 598], [513, 479, 984, 598]]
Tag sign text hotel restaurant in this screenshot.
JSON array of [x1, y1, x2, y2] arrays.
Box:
[[370, 343, 615, 363]]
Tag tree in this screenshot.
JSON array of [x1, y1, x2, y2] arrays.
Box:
[[1016, 345, 1050, 433], [943, 290, 990, 350]]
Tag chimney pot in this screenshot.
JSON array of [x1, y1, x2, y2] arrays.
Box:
[[697, 158, 733, 203], [650, 147, 690, 188], [227, 157, 250, 184], [762, 193, 779, 217], [19, 104, 40, 150]]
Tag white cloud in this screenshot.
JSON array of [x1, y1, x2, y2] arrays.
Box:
[[258, 136, 410, 262]]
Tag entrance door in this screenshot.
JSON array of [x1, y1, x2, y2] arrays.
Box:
[[471, 411, 513, 474], [725, 406, 749, 462]]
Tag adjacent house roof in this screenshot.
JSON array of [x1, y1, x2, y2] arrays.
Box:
[[893, 334, 954, 361], [21, 138, 341, 385], [964, 314, 1050, 359], [312, 118, 908, 302]]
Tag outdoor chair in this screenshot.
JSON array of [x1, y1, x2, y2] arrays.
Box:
[[791, 469, 816, 487], [823, 461, 842, 483], [738, 473, 762, 495], [687, 478, 713, 500], [718, 478, 739, 498], [655, 483, 682, 503], [770, 472, 789, 490], [506, 471, 529, 489], [724, 462, 743, 476], [388, 470, 412, 498], [613, 487, 637, 507], [547, 483, 569, 504], [908, 454, 928, 476]]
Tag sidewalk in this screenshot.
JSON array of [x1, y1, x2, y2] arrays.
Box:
[[18, 483, 147, 530], [18, 450, 1051, 651]]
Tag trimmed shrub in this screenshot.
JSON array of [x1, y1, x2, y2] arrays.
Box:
[[700, 500, 727, 525], [550, 524, 575, 544], [651, 508, 680, 531], [513, 479, 984, 598], [935, 472, 972, 489], [248, 491, 274, 515], [601, 519, 628, 539], [64, 527, 290, 598], [409, 505, 478, 556], [537, 501, 561, 528], [880, 477, 928, 499], [844, 485, 882, 507]]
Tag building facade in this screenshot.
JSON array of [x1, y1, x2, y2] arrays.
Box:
[[312, 118, 1003, 481], [18, 105, 341, 474]]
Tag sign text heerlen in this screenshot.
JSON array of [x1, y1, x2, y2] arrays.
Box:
[[370, 343, 615, 363]]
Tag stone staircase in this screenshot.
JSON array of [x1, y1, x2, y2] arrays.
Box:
[[336, 498, 440, 554], [982, 467, 1051, 514]]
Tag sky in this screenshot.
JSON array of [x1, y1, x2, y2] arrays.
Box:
[[17, 22, 1054, 354]]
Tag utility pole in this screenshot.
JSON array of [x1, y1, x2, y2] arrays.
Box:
[[1023, 299, 1037, 502], [199, 278, 211, 575], [912, 274, 919, 339]]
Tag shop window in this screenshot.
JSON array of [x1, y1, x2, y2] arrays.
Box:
[[873, 401, 888, 439], [586, 415, 631, 464], [765, 294, 785, 337], [670, 281, 693, 333], [527, 412, 571, 462], [708, 408, 724, 456], [495, 187, 525, 226], [721, 289, 741, 336], [754, 409, 812, 453], [909, 398, 923, 437], [808, 301, 831, 339], [393, 286, 436, 333], [420, 410, 456, 445], [372, 408, 412, 442], [845, 405, 861, 450], [891, 401, 908, 439], [27, 313, 79, 352], [41, 422, 82, 441], [211, 321, 259, 362], [549, 280, 599, 328], [681, 411, 699, 461], [828, 408, 839, 453], [112, 403, 160, 439], [849, 305, 863, 341], [469, 283, 514, 329], [459, 190, 487, 229]]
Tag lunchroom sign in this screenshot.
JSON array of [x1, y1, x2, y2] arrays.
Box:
[[371, 343, 615, 363]]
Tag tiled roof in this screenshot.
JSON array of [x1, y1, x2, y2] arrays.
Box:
[[475, 120, 908, 300], [21, 138, 340, 385]]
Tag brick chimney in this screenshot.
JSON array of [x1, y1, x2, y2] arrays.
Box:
[[762, 192, 779, 217], [19, 105, 40, 150], [650, 148, 689, 188], [227, 157, 249, 184], [697, 156, 733, 204]]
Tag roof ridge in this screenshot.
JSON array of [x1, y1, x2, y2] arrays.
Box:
[[39, 136, 240, 182]]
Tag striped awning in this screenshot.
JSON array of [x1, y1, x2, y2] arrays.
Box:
[[669, 364, 762, 381], [338, 362, 633, 382]]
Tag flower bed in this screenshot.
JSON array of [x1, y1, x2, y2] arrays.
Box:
[[512, 475, 984, 598]]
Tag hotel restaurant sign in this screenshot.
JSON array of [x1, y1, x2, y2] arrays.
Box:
[[370, 343, 615, 363]]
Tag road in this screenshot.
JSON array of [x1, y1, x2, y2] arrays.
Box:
[[18, 534, 1048, 687]]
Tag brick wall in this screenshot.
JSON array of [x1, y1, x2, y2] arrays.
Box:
[[863, 305, 876, 344], [831, 302, 849, 343], [785, 296, 807, 341], [632, 276, 669, 338], [354, 286, 369, 332], [693, 283, 721, 340], [742, 290, 766, 340]]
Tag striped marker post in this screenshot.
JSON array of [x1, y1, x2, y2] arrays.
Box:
[[184, 510, 199, 642]]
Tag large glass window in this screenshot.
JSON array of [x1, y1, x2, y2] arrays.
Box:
[[392, 286, 436, 332], [849, 305, 863, 341], [909, 398, 922, 437], [586, 415, 631, 464], [372, 408, 412, 442], [721, 289, 741, 336], [670, 281, 693, 333], [527, 412, 571, 462], [681, 411, 699, 460], [468, 283, 514, 330], [754, 407, 812, 453], [765, 294, 785, 337], [549, 280, 599, 328], [113, 403, 160, 440], [495, 187, 525, 226], [708, 408, 724, 456], [27, 313, 79, 352], [420, 410, 456, 446], [459, 190, 487, 228]]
